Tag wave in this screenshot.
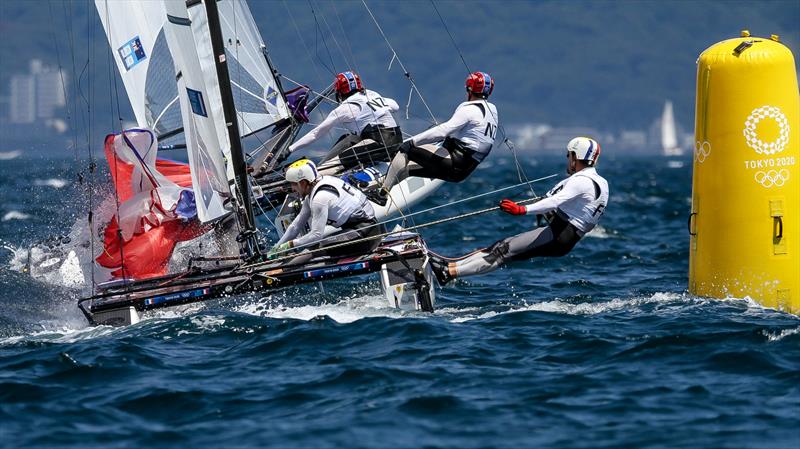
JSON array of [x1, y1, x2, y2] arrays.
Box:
[[33, 178, 69, 189], [2, 211, 31, 221]]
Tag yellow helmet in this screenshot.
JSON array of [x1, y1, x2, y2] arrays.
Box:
[[285, 159, 319, 183]]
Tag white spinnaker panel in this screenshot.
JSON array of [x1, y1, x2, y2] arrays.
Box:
[[94, 0, 181, 138], [218, 0, 291, 136], [163, 0, 231, 222]]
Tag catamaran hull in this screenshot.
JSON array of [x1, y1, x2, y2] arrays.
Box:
[[79, 234, 435, 326]]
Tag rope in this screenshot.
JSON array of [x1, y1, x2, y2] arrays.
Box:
[[427, 0, 536, 198], [274, 174, 556, 255], [361, 0, 437, 124], [255, 195, 543, 266]]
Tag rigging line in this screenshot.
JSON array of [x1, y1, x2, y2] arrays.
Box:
[[429, 0, 471, 74], [329, 0, 360, 74], [283, 174, 556, 254], [427, 1, 534, 197], [307, 0, 336, 75], [103, 0, 128, 285], [315, 0, 354, 70], [47, 1, 78, 166], [360, 0, 437, 124], [281, 0, 328, 86], [256, 195, 543, 265], [278, 74, 338, 105], [319, 2, 416, 227]]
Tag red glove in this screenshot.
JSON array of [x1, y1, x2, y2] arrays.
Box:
[[499, 199, 526, 216]]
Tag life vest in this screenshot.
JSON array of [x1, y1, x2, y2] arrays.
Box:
[[449, 100, 499, 162], [341, 90, 398, 134], [548, 167, 609, 233], [309, 175, 374, 228]]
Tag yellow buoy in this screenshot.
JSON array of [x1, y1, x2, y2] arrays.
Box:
[[689, 32, 800, 313]]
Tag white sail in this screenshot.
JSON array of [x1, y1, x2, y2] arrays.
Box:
[[94, 0, 182, 139], [661, 100, 683, 156], [163, 0, 233, 222], [218, 0, 292, 136]]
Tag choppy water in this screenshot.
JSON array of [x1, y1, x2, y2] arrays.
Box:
[[1, 153, 798, 449]]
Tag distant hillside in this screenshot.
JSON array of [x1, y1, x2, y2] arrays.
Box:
[[0, 0, 797, 136]]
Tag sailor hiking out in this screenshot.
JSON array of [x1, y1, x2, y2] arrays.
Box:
[[372, 71, 499, 206], [429, 137, 609, 284], [288, 71, 403, 175], [268, 159, 384, 261]]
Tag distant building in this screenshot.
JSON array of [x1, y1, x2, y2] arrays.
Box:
[[9, 75, 36, 123], [7, 59, 67, 125]]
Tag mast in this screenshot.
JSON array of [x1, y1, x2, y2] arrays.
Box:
[[204, 0, 260, 258]]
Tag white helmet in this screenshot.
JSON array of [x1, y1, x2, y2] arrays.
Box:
[[285, 159, 319, 183], [566, 137, 601, 166]]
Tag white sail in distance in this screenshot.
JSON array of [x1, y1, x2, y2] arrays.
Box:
[[661, 100, 683, 157], [94, 0, 182, 140], [163, 0, 233, 223]]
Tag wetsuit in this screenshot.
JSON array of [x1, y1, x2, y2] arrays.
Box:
[[444, 167, 608, 279]]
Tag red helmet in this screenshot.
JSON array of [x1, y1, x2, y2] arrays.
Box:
[[465, 71, 494, 98], [334, 71, 363, 98]]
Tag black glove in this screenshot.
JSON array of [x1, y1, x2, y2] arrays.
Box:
[[397, 140, 414, 154]]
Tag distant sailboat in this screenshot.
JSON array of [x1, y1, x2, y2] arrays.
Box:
[[661, 100, 684, 157]]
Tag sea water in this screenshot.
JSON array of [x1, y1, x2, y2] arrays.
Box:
[[0, 153, 798, 449]]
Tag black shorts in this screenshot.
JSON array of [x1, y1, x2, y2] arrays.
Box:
[[407, 141, 480, 182]]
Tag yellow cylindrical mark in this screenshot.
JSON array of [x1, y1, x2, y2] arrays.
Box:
[[689, 33, 800, 314]]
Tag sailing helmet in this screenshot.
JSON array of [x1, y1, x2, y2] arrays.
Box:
[[465, 71, 494, 98], [566, 137, 601, 166], [285, 159, 319, 183], [335, 71, 363, 98]]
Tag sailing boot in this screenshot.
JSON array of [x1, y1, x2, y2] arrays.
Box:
[[429, 254, 454, 286]]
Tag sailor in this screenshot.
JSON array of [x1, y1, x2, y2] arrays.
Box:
[[287, 71, 402, 175], [372, 71, 498, 205], [267, 159, 383, 261], [428, 137, 608, 284]]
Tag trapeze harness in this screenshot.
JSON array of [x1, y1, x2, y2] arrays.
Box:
[[325, 91, 403, 169], [307, 176, 384, 256], [407, 100, 498, 182]]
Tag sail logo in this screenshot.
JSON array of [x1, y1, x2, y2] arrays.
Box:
[[743, 105, 790, 155], [118, 36, 146, 71], [187, 88, 208, 117]]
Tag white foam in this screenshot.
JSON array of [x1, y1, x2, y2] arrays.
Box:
[[33, 178, 69, 189], [764, 326, 800, 342], [0, 324, 116, 347], [235, 292, 412, 324], [585, 225, 614, 239], [2, 211, 31, 221], [449, 292, 689, 322], [667, 160, 684, 169], [0, 150, 21, 160]]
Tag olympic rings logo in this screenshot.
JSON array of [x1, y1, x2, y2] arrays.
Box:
[[754, 169, 790, 188], [695, 140, 711, 163], [743, 105, 790, 155]]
